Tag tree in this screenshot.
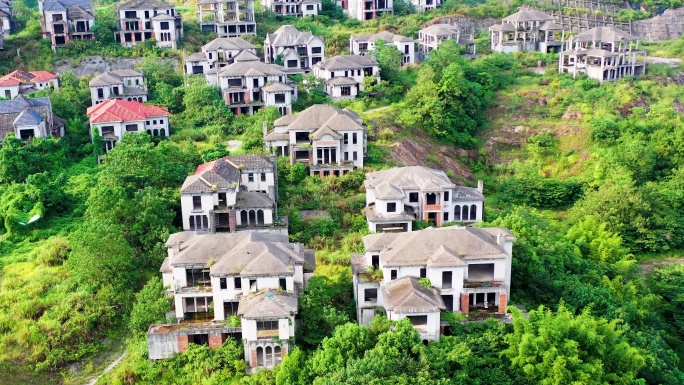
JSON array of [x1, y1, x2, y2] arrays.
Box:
[[374, 39, 402, 83], [506, 305, 645, 385], [309, 323, 375, 376], [129, 277, 172, 333]]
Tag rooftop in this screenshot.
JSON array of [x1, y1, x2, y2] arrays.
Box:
[[0, 70, 59, 87], [180, 157, 241, 193], [265, 25, 322, 47], [202, 36, 257, 52], [314, 55, 377, 71], [238, 290, 298, 319], [382, 276, 446, 313], [272, 104, 363, 132], [365, 166, 460, 198], [86, 99, 169, 124], [420, 23, 461, 36], [353, 31, 414, 43]]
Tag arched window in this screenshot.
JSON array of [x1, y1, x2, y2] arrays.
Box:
[[462, 205, 469, 221], [274, 346, 282, 365], [189, 216, 195, 230], [202, 215, 208, 229], [470, 205, 477, 221], [147, 129, 152, 135], [257, 210, 264, 226], [160, 129, 166, 137], [265, 346, 273, 367], [127, 97, 132, 101], [153, 129, 159, 136], [256, 347, 264, 367], [454, 205, 461, 221], [249, 210, 256, 226], [240, 210, 248, 226], [138, 97, 143, 102]]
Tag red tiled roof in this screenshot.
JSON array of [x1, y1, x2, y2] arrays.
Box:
[[0, 70, 59, 87], [29, 71, 59, 82], [195, 160, 218, 174], [86, 99, 170, 124]]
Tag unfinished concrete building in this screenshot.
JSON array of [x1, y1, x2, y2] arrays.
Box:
[[197, 0, 256, 38], [559, 26, 646, 82], [489, 9, 563, 53]]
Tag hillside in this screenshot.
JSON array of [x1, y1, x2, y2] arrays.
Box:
[[1, 0, 684, 384]]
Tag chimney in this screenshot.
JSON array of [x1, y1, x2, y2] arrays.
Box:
[[477, 180, 483, 194], [294, 243, 301, 253], [262, 121, 268, 137], [173, 241, 182, 255], [497, 233, 505, 250]]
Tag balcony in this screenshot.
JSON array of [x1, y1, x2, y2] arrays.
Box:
[[257, 329, 279, 338], [423, 204, 441, 211], [463, 280, 505, 288]]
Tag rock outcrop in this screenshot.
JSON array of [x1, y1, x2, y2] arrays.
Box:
[[632, 8, 684, 41]]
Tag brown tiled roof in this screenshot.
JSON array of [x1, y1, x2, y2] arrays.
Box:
[[381, 276, 445, 313]]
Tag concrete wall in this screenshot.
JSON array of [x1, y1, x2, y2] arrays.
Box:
[[426, 15, 499, 41], [148, 332, 180, 359], [631, 9, 684, 41]]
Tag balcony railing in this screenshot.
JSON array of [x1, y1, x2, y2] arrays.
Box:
[[257, 329, 279, 338], [463, 280, 505, 288]]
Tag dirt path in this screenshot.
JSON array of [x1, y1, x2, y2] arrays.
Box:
[[85, 350, 126, 385], [646, 57, 682, 67]]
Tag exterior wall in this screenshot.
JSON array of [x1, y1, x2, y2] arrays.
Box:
[[239, 170, 276, 193], [0, 85, 19, 99], [180, 190, 237, 230], [302, 2, 321, 16], [116, 7, 182, 48], [388, 311, 441, 341], [313, 65, 380, 92], [15, 122, 47, 139]]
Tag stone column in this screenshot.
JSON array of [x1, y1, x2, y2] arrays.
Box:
[[498, 293, 507, 313], [460, 293, 469, 314], [209, 333, 223, 348], [229, 210, 236, 233], [178, 335, 189, 352]]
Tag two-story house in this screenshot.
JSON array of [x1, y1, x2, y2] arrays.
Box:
[[350, 31, 415, 66], [148, 231, 315, 369], [38, 0, 95, 49], [197, 0, 256, 38], [0, 70, 60, 99], [184, 37, 258, 78], [312, 55, 380, 100], [115, 0, 183, 49], [351, 226, 515, 341], [559, 26, 646, 82], [343, 0, 392, 21], [218, 55, 297, 116], [489, 9, 562, 54], [0, 95, 65, 140], [89, 69, 148, 105], [263, 104, 367, 176], [418, 24, 476, 58], [364, 166, 484, 232], [180, 155, 283, 234], [410, 0, 440, 12], [264, 25, 325, 72], [262, 0, 321, 16], [86, 99, 170, 152]]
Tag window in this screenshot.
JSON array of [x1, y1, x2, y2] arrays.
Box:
[[470, 204, 477, 220], [279, 278, 287, 290], [220, 278, 227, 290], [364, 288, 377, 302], [344, 152, 349, 161], [186, 268, 211, 287], [249, 279, 257, 290], [153, 120, 157, 124], [248, 173, 254, 182], [100, 126, 115, 135], [444, 191, 449, 201], [390, 270, 397, 280], [404, 45, 409, 54], [387, 202, 396, 212], [125, 124, 138, 132], [144, 10, 149, 18], [371, 255, 379, 269], [97, 88, 104, 98], [343, 133, 348, 144], [352, 133, 357, 144], [454, 205, 461, 221], [426, 193, 437, 205], [192, 196, 202, 211], [112, 86, 119, 95], [409, 192, 419, 203], [420, 268, 426, 278], [234, 277, 242, 289], [160, 21, 170, 30], [341, 86, 351, 96], [353, 152, 358, 161], [261, 173, 266, 182], [442, 271, 452, 289], [307, 4, 314, 9], [256, 320, 279, 338], [443, 212, 449, 221], [287, 59, 298, 68], [146, 120, 151, 125], [312, 46, 321, 53], [125, 10, 136, 18]]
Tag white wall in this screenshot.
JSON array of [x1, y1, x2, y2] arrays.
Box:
[[0, 85, 19, 99], [388, 311, 441, 341]]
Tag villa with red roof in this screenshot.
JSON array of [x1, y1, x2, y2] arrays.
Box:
[[0, 70, 60, 99], [86, 99, 170, 152]]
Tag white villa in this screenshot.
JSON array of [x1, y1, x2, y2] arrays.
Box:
[[350, 31, 416, 66], [179, 155, 283, 233], [115, 0, 183, 49], [263, 104, 367, 176], [184, 37, 258, 77], [39, 0, 95, 48], [418, 24, 476, 58], [559, 26, 646, 82], [89, 69, 148, 105], [0, 95, 65, 140], [364, 166, 484, 233], [218, 54, 297, 116], [197, 0, 256, 38], [351, 226, 515, 341], [313, 55, 380, 100], [262, 0, 321, 16], [149, 230, 315, 368], [264, 25, 325, 73], [343, 0, 392, 21], [86, 99, 170, 152], [0, 70, 60, 99], [489, 9, 563, 54]]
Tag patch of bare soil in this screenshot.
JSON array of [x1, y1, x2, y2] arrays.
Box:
[[388, 130, 476, 181], [639, 258, 684, 275]]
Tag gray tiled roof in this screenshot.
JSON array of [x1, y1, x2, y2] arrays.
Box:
[[202, 37, 257, 51], [211, 236, 306, 276], [0, 96, 54, 137], [266, 25, 320, 47], [238, 290, 298, 319], [187, 52, 207, 62], [235, 190, 274, 209], [261, 82, 294, 92], [233, 50, 261, 62], [365, 204, 415, 223], [43, 0, 93, 17], [502, 9, 554, 23], [353, 31, 414, 43], [274, 104, 363, 132], [381, 276, 445, 313], [219, 61, 286, 78], [327, 77, 358, 86], [14, 108, 43, 126], [226, 154, 275, 169], [573, 26, 637, 43], [118, 0, 173, 10], [421, 23, 460, 36], [180, 157, 241, 193], [365, 166, 457, 198], [315, 55, 377, 71], [363, 226, 514, 268]]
